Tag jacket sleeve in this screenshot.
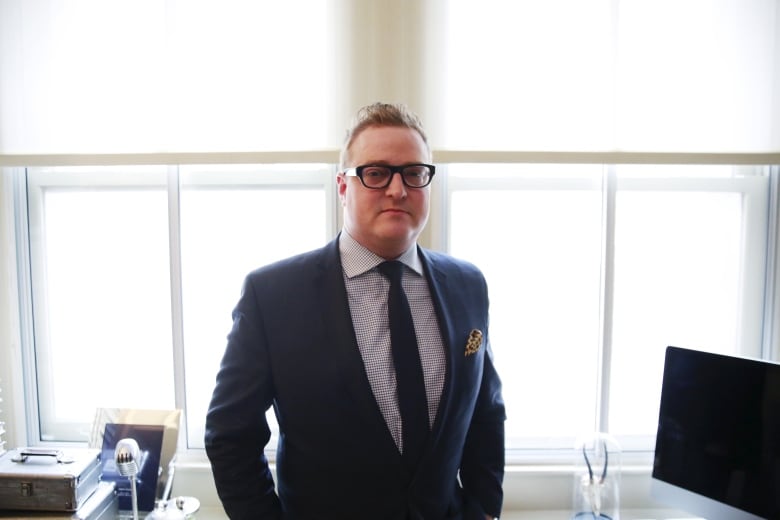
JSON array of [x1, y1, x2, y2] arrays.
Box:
[[204, 274, 283, 519], [459, 275, 506, 518]]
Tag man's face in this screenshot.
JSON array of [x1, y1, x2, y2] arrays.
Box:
[[337, 125, 431, 259]]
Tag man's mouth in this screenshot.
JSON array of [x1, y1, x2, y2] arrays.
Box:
[[381, 208, 409, 216]]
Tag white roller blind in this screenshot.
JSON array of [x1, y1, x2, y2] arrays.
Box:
[[3, 1, 778, 155], [0, 0, 336, 154], [432, 0, 780, 153]]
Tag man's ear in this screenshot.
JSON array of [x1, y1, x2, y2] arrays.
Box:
[[336, 173, 348, 205]]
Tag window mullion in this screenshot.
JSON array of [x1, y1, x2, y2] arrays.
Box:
[[167, 167, 187, 448], [597, 165, 617, 433]]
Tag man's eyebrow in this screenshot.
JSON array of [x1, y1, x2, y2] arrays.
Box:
[[361, 161, 426, 166]]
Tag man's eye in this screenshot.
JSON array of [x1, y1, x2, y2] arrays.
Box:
[[404, 167, 428, 178], [363, 168, 389, 178]]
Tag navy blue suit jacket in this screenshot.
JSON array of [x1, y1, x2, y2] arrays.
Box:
[[205, 237, 505, 519]]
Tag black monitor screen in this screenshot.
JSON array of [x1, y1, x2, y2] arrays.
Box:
[[652, 346, 780, 519]]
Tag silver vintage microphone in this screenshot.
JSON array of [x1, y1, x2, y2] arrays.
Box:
[[115, 438, 141, 520]]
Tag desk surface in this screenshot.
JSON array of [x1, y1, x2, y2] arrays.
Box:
[[0, 508, 703, 520]]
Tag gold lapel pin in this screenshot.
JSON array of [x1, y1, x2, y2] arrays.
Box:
[[465, 329, 482, 356]]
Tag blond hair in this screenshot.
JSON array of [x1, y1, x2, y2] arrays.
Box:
[[339, 102, 430, 169]]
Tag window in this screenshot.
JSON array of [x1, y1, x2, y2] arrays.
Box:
[[14, 162, 777, 460], [25, 167, 174, 441], [607, 166, 769, 447], [440, 163, 774, 459], [21, 165, 335, 446], [444, 164, 604, 452], [177, 165, 336, 448]]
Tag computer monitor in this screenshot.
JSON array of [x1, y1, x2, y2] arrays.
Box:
[[650, 346, 780, 520]]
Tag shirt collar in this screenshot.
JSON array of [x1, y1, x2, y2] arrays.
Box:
[[339, 230, 423, 279]]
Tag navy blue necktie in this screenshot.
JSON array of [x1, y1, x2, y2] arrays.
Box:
[[378, 261, 429, 469]]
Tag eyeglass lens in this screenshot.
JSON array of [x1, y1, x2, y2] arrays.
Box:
[[361, 165, 432, 188]]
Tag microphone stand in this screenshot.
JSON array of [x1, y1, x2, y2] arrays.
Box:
[[115, 438, 141, 520], [129, 474, 139, 520]]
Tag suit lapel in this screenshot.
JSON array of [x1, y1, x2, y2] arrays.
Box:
[[419, 248, 487, 460], [315, 238, 399, 452], [418, 249, 460, 447]]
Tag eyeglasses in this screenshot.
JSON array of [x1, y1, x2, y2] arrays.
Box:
[[342, 163, 435, 189]]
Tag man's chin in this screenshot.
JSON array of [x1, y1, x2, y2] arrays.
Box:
[[370, 228, 419, 255], [377, 225, 418, 243]]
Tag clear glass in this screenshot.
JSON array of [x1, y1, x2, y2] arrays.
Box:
[[445, 164, 770, 454], [19, 162, 773, 457], [608, 166, 769, 442], [572, 432, 621, 519], [346, 164, 434, 189], [25, 165, 333, 445], [447, 164, 605, 450], [27, 168, 174, 441], [179, 165, 333, 448]]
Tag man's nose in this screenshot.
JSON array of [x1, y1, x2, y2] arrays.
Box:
[[385, 171, 407, 197]]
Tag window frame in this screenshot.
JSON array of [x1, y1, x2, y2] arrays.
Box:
[[429, 161, 776, 462], [18, 163, 339, 447], [2, 155, 780, 516], [25, 166, 174, 441], [8, 157, 780, 451]]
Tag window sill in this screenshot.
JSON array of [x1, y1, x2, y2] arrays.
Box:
[[170, 453, 696, 519]]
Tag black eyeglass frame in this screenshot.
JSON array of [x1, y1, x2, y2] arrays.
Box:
[[342, 163, 436, 189]]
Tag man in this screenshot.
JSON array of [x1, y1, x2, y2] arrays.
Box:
[[205, 103, 505, 519]]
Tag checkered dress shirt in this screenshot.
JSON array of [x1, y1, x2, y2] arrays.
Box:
[[339, 232, 446, 452]]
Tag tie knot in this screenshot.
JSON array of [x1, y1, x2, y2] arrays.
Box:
[[378, 260, 405, 283]]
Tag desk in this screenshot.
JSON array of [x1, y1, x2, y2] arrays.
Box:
[[188, 507, 702, 520], [0, 509, 703, 520]]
